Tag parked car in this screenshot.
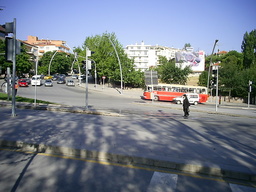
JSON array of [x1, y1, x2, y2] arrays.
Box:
[[57, 78, 66, 84], [52, 75, 59, 81], [44, 79, 53, 87], [72, 74, 78, 79], [66, 79, 75, 86], [44, 75, 52, 80], [25, 78, 31, 84], [173, 93, 200, 105], [18, 79, 29, 87], [59, 74, 66, 78]]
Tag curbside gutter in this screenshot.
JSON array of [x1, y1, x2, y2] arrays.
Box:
[[0, 139, 255, 182], [0, 100, 124, 117]]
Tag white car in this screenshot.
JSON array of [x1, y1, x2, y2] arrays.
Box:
[[44, 79, 53, 87], [173, 93, 200, 105], [66, 80, 75, 86]]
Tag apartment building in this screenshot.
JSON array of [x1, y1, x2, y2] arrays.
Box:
[[124, 41, 180, 71], [23, 35, 70, 57]]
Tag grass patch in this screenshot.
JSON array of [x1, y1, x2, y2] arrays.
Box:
[[0, 92, 55, 104]]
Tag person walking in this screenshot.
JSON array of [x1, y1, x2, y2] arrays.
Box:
[[183, 94, 190, 117]]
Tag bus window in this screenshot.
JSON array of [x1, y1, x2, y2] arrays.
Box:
[[189, 88, 196, 93], [181, 87, 188, 93], [201, 88, 206, 94]]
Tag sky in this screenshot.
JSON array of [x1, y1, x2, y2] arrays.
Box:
[[0, 0, 255, 54]]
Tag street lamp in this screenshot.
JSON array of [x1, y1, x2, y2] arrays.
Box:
[[207, 40, 219, 94], [48, 50, 58, 76], [103, 35, 123, 94]]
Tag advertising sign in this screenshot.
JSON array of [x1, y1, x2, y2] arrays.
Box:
[[175, 50, 205, 72]]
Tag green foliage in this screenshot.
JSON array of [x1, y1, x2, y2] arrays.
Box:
[[156, 56, 192, 84], [0, 92, 54, 104], [0, 40, 11, 75], [79, 32, 144, 88], [241, 29, 256, 69], [16, 46, 33, 76], [38, 51, 74, 75], [198, 71, 208, 87], [183, 43, 191, 49], [200, 46, 256, 99], [0, 40, 33, 77]]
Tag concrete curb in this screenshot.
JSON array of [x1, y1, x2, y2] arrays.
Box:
[[0, 101, 124, 117], [0, 139, 255, 182]]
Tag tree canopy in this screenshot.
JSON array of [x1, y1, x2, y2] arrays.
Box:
[[241, 29, 256, 69], [77, 32, 144, 88], [0, 39, 33, 77], [199, 29, 256, 99], [156, 56, 192, 84], [38, 51, 74, 75]]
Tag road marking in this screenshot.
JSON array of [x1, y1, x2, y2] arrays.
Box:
[[147, 172, 177, 192], [230, 183, 256, 192], [1, 147, 255, 189]]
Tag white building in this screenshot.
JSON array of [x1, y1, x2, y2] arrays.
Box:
[[125, 41, 180, 71], [23, 36, 70, 57]]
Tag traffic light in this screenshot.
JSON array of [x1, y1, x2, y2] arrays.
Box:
[[210, 76, 217, 88], [5, 37, 21, 61], [82, 60, 91, 70]]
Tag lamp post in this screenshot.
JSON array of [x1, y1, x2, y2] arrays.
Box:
[[48, 50, 58, 76], [207, 40, 219, 95], [103, 35, 123, 94]]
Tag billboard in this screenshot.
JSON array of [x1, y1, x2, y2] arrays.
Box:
[[175, 50, 205, 72]]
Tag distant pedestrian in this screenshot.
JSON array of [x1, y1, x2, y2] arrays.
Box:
[[15, 83, 18, 96], [183, 94, 190, 117]]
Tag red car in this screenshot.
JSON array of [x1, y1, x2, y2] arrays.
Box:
[[18, 79, 29, 87]]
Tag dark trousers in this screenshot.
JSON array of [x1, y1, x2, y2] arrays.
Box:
[[183, 107, 189, 117]]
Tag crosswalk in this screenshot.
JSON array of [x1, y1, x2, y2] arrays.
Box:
[[147, 172, 256, 192]]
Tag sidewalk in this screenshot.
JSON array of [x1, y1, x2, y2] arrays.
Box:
[[0, 84, 256, 183]]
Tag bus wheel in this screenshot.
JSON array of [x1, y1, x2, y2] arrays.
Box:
[[176, 100, 181, 104], [194, 101, 198, 105], [154, 96, 159, 101]]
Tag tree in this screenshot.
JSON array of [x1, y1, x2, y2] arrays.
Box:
[[198, 71, 208, 87], [218, 51, 244, 96], [156, 56, 192, 84], [81, 32, 144, 88], [38, 51, 73, 75], [0, 40, 33, 77], [0, 39, 12, 76], [183, 43, 191, 50], [16, 45, 33, 77], [241, 29, 256, 69]]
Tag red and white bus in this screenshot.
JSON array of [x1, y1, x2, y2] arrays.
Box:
[[143, 84, 209, 103]]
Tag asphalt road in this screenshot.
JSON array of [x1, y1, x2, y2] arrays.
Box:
[[1, 149, 255, 192], [16, 79, 144, 111], [1, 78, 256, 191]]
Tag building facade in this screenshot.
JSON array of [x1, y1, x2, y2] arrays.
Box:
[[124, 41, 180, 71], [23, 35, 70, 57]]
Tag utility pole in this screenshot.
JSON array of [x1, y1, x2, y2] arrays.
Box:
[[215, 65, 219, 112], [248, 80, 252, 108], [85, 47, 90, 110], [5, 18, 18, 117], [207, 40, 219, 96]]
